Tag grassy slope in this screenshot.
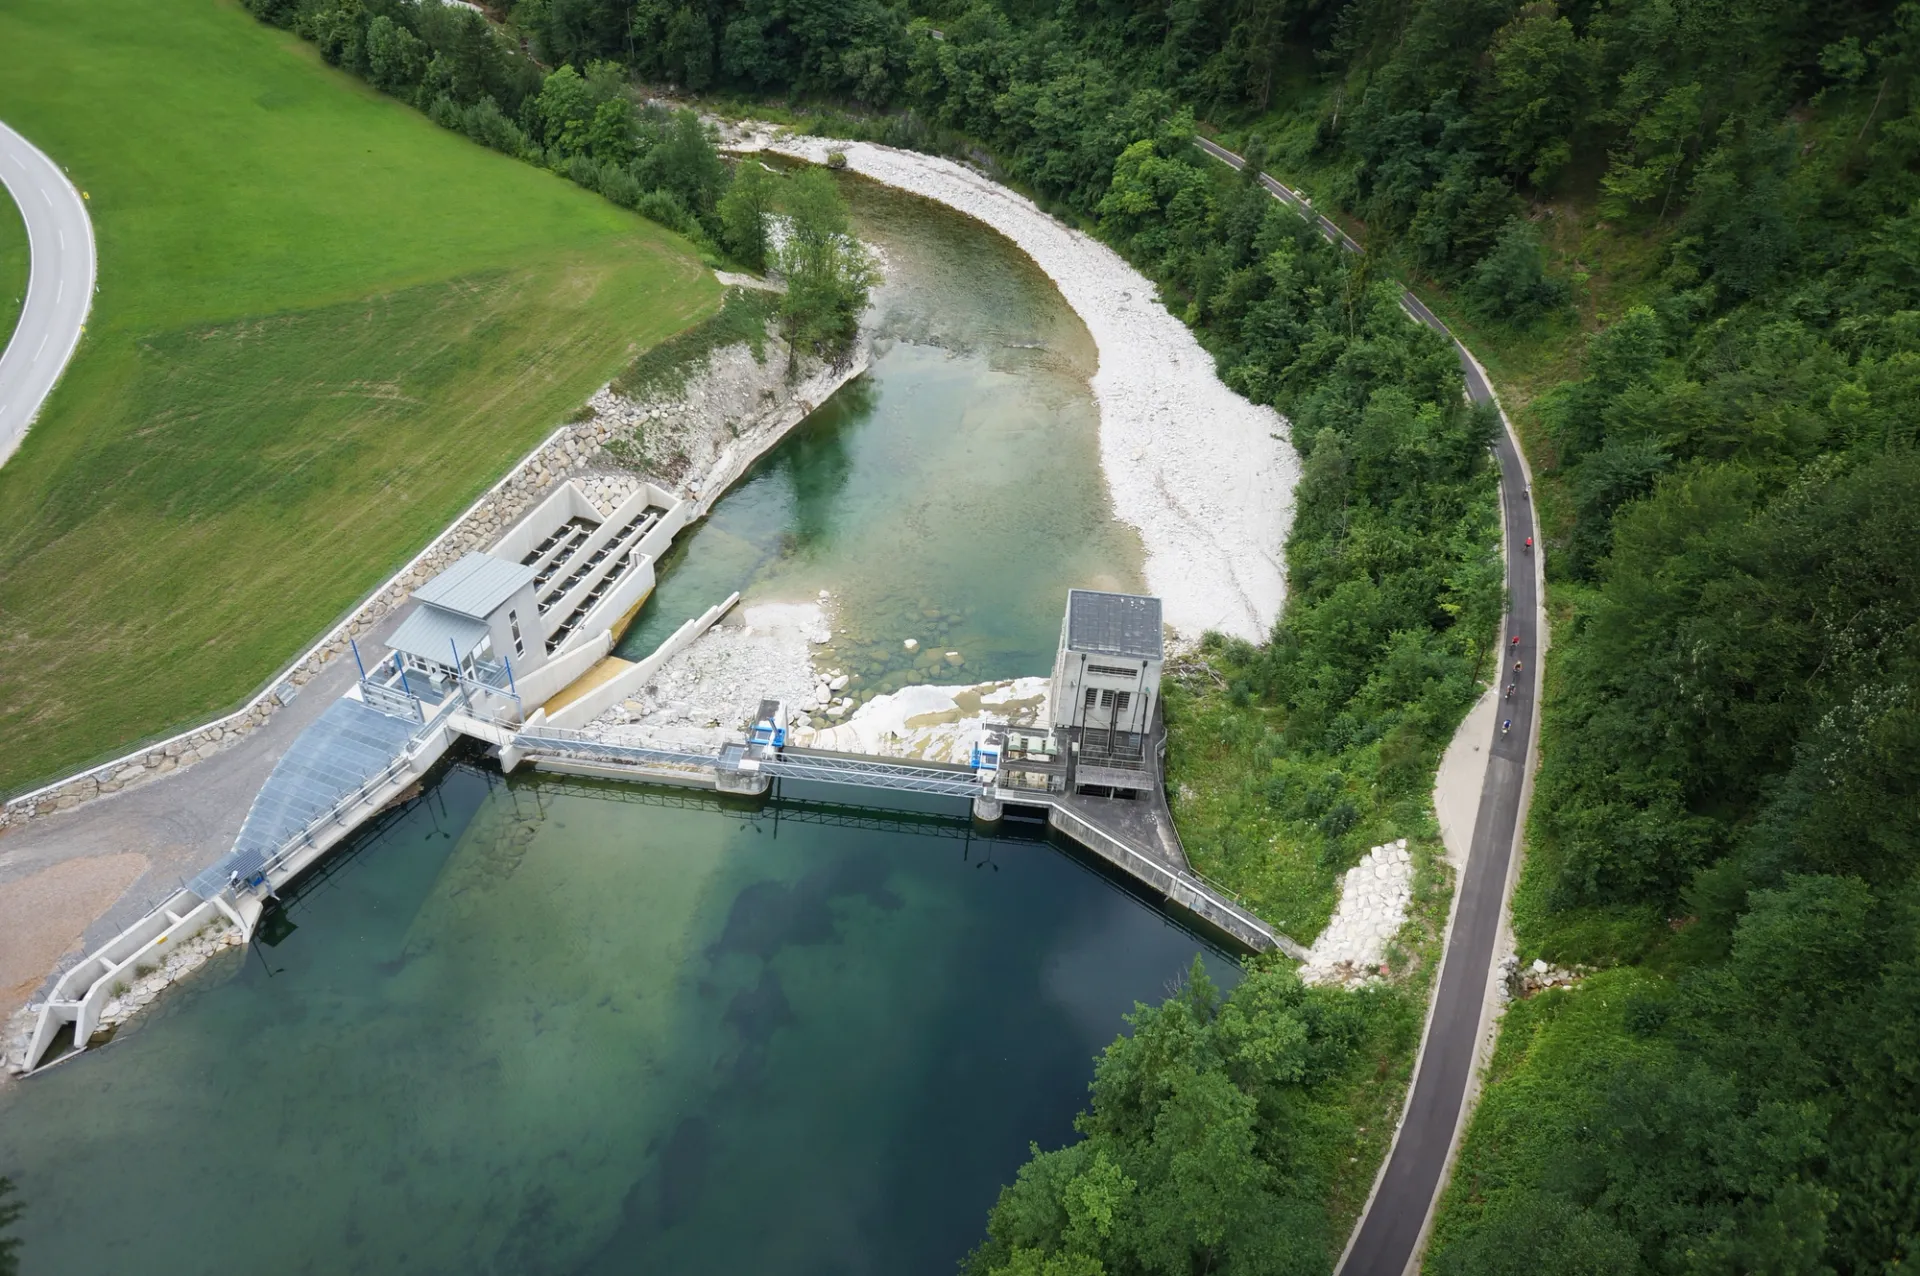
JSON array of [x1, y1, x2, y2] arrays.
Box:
[[0, 0, 719, 794], [0, 183, 22, 351]]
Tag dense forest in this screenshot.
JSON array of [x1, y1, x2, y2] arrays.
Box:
[[245, 0, 1920, 1269]]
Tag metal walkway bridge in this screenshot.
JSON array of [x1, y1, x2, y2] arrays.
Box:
[[507, 724, 990, 799], [498, 719, 1293, 956]]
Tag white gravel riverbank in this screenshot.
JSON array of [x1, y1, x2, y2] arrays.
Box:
[[581, 601, 826, 752], [725, 126, 1297, 644], [795, 677, 1051, 760]]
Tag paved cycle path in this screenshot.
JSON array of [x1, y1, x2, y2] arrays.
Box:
[[1194, 136, 1544, 1276]]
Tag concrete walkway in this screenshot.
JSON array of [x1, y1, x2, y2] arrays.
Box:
[[0, 117, 94, 471]]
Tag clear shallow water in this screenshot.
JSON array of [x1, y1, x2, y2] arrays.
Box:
[[618, 174, 1145, 693], [0, 177, 1218, 1274], [0, 766, 1235, 1273]]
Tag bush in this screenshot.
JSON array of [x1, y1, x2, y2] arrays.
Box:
[[717, 159, 777, 271], [635, 187, 693, 234], [777, 168, 877, 356], [1466, 218, 1570, 327], [597, 162, 642, 209]]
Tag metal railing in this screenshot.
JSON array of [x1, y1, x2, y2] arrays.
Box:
[[763, 750, 986, 798], [1044, 801, 1291, 953], [359, 679, 425, 722], [510, 723, 720, 771], [189, 690, 466, 900]]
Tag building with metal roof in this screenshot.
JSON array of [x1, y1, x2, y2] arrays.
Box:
[[386, 605, 492, 670], [366, 478, 693, 718], [1064, 589, 1164, 661], [414, 551, 537, 618], [1049, 589, 1166, 795]]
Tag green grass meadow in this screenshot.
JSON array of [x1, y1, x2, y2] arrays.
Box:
[[0, 0, 719, 793], [0, 183, 23, 353]]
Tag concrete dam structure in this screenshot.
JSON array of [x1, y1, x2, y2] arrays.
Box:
[[20, 489, 1292, 1074]]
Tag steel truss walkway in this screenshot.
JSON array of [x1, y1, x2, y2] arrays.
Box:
[[762, 747, 983, 798]]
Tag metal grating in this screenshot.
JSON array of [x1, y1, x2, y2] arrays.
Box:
[[217, 698, 418, 885]]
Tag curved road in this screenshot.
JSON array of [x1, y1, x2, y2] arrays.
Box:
[[0, 118, 95, 470], [1195, 136, 1543, 1276]]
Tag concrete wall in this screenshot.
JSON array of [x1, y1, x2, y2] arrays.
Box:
[[492, 481, 600, 567], [510, 631, 613, 708], [487, 580, 547, 677], [547, 592, 738, 730], [1050, 649, 1159, 737]]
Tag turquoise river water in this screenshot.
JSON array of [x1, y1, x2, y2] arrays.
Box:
[[0, 176, 1235, 1275]]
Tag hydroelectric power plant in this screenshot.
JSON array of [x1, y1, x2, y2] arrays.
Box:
[[20, 481, 1284, 1073]]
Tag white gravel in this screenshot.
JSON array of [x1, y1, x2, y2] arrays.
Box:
[[726, 126, 1297, 643], [1299, 840, 1414, 987], [582, 601, 825, 752], [796, 677, 1051, 761]]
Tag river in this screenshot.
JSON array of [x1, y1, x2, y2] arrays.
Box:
[[0, 175, 1235, 1275]]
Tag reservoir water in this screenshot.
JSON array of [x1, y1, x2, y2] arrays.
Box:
[[0, 176, 1231, 1274]]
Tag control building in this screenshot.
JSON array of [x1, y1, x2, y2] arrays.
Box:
[[1048, 589, 1164, 795]]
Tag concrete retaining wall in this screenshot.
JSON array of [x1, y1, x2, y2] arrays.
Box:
[[547, 593, 740, 730]]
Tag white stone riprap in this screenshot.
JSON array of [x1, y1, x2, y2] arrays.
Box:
[[794, 677, 1051, 761], [584, 329, 870, 519], [582, 601, 827, 752], [723, 125, 1297, 644], [1299, 840, 1415, 987], [1501, 955, 1589, 1001]]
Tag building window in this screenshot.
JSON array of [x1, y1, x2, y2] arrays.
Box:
[[509, 610, 524, 658], [1087, 663, 1136, 678], [1114, 691, 1131, 715], [1099, 689, 1116, 708], [1084, 687, 1099, 709]]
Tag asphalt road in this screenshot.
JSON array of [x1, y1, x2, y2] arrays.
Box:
[[1194, 135, 1542, 1276], [0, 117, 95, 471]]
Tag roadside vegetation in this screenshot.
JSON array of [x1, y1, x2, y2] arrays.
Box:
[[0, 0, 717, 794], [0, 187, 22, 356], [491, 0, 1920, 1266]]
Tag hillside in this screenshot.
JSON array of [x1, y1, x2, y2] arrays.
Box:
[[463, 0, 1920, 1267], [0, 0, 717, 794]]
